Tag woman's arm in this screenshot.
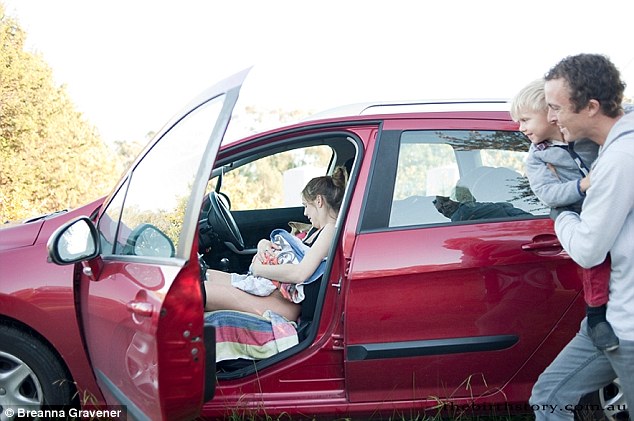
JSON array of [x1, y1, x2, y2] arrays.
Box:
[[250, 223, 335, 284]]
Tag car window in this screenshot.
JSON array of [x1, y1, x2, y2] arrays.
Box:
[[389, 130, 547, 227], [219, 145, 332, 210], [98, 96, 225, 257]]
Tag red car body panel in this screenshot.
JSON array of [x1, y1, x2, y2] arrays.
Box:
[[77, 257, 206, 420], [0, 221, 42, 249], [345, 222, 579, 402], [0, 198, 106, 404]]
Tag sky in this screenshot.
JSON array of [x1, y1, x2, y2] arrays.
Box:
[[3, 0, 633, 145]]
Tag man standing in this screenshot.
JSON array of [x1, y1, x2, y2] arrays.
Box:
[[530, 54, 634, 419]]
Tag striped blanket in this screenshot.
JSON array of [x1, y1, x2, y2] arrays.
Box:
[[204, 310, 298, 362]]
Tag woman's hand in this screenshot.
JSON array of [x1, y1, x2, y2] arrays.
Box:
[[251, 258, 263, 273]]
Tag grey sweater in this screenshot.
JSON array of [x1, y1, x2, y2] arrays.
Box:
[[525, 138, 598, 209], [555, 111, 634, 340]]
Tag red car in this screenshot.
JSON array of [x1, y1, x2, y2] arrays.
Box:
[[0, 69, 627, 420]]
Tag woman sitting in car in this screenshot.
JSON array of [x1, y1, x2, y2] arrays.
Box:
[[203, 166, 347, 322]]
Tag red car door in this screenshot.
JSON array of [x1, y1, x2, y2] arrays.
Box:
[[344, 120, 584, 408], [72, 69, 249, 420]]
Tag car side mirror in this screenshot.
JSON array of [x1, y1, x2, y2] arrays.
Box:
[[126, 223, 175, 258], [48, 216, 100, 265]]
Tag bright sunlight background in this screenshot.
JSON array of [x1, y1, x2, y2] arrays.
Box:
[[3, 0, 633, 144]]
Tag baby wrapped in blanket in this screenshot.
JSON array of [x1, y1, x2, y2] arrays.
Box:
[[230, 228, 325, 303]]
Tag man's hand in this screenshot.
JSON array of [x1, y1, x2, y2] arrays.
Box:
[[579, 173, 591, 193]]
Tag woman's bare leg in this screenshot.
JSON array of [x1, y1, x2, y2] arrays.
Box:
[[204, 269, 300, 321]]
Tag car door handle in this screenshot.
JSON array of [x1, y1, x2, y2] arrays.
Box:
[[521, 240, 561, 252], [126, 301, 154, 317]]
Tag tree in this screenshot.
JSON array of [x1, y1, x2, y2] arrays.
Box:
[[112, 138, 145, 172], [0, 5, 119, 222]]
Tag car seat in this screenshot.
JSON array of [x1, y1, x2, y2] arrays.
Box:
[[457, 166, 539, 214]]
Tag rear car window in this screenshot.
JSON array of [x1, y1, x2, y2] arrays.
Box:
[[389, 130, 548, 227]]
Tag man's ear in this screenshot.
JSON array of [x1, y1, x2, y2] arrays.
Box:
[[587, 99, 601, 117]]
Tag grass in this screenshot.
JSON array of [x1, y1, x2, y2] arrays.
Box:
[[220, 413, 535, 421], [218, 372, 539, 421]]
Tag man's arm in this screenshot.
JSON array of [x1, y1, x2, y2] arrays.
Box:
[[555, 152, 634, 268]]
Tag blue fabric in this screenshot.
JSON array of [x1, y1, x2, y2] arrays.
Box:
[[269, 229, 326, 284]]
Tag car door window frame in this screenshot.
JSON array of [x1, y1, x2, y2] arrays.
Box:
[[95, 84, 243, 264]]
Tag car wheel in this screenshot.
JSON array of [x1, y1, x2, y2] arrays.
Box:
[[599, 379, 629, 421], [576, 379, 630, 421], [0, 325, 76, 419]]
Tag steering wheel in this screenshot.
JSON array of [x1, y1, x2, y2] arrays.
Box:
[[202, 191, 244, 251]]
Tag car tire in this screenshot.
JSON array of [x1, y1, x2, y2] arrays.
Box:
[[576, 389, 608, 421], [598, 379, 629, 421], [0, 325, 76, 417], [575, 380, 629, 421]]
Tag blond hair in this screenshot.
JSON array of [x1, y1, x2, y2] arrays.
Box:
[[510, 78, 548, 122]]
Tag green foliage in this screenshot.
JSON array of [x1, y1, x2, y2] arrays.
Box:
[[0, 5, 119, 222], [112, 138, 145, 173], [394, 143, 457, 199], [221, 146, 332, 210]]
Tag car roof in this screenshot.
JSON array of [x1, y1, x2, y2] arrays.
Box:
[[304, 99, 511, 121], [223, 99, 515, 148]]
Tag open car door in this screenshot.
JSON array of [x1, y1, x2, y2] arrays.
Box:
[[49, 69, 250, 420]]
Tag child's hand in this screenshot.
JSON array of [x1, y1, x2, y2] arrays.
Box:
[[255, 239, 280, 263], [256, 239, 272, 255]]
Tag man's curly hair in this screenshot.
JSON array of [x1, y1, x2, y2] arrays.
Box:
[[545, 54, 626, 118]]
